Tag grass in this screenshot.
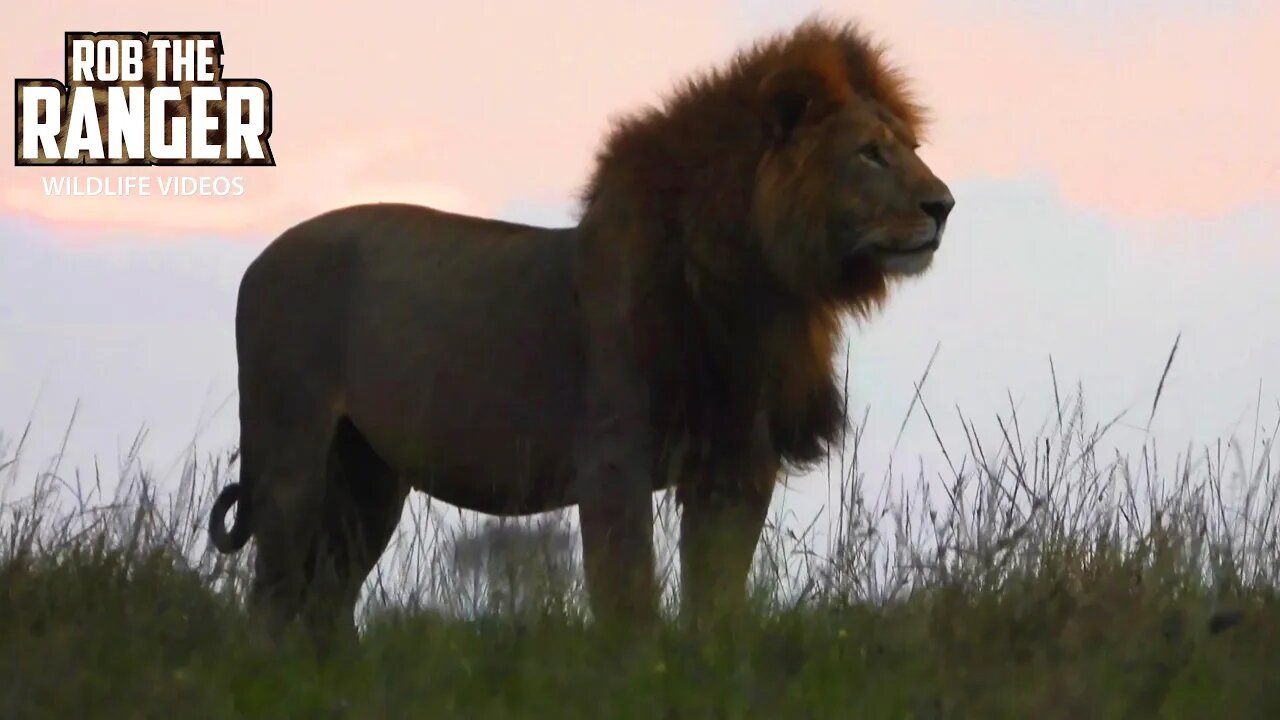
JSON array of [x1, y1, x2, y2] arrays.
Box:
[[2, 368, 1278, 719]]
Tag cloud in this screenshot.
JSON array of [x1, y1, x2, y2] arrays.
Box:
[[839, 176, 1280, 501], [6, 182, 1277, 511], [0, 218, 257, 483]]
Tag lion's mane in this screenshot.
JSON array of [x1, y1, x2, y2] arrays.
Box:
[[577, 19, 927, 472]]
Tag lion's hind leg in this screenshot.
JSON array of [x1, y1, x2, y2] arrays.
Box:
[[244, 412, 334, 641], [300, 417, 408, 651]]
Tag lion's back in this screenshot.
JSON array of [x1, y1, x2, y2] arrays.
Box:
[[238, 202, 578, 357], [236, 203, 586, 500]]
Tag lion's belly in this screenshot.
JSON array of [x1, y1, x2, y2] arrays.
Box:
[[348, 357, 583, 515]]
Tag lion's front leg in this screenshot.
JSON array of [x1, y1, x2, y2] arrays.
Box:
[[572, 340, 660, 626], [678, 411, 779, 627], [573, 216, 664, 628], [578, 470, 657, 626], [677, 473, 776, 626]]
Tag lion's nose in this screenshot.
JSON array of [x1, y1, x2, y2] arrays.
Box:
[[920, 195, 954, 229]]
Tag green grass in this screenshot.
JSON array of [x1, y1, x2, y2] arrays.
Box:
[[2, 375, 1278, 719]]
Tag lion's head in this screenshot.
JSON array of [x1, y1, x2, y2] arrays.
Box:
[[579, 18, 952, 465], [584, 18, 952, 315], [752, 46, 954, 305]]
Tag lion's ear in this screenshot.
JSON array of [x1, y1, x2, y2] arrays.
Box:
[[758, 66, 845, 143]]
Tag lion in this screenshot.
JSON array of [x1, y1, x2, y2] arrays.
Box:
[[208, 17, 953, 645]]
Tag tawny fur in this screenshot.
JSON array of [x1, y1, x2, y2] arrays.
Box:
[[581, 18, 928, 469], [209, 16, 952, 642]]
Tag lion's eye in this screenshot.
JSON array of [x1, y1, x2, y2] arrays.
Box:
[[859, 143, 888, 168]]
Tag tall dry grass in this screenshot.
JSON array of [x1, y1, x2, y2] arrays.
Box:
[[1, 354, 1277, 717]]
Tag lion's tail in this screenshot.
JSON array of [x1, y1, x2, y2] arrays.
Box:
[[208, 481, 253, 553]]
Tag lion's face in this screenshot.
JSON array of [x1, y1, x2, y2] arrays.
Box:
[[752, 66, 953, 303], [820, 101, 953, 277]]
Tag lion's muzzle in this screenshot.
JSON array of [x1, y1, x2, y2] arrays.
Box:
[[920, 194, 954, 241]]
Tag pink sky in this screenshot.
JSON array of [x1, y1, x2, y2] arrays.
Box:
[[2, 0, 1277, 237]]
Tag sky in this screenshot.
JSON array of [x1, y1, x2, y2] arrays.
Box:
[[1, 0, 1278, 547]]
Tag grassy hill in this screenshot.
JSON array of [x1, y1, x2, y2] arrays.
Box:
[[2, 385, 1277, 719]]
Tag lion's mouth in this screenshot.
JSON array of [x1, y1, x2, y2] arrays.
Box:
[[842, 236, 938, 281], [833, 220, 941, 286], [873, 238, 940, 256]]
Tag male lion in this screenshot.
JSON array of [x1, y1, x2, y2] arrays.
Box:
[[209, 18, 953, 644]]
